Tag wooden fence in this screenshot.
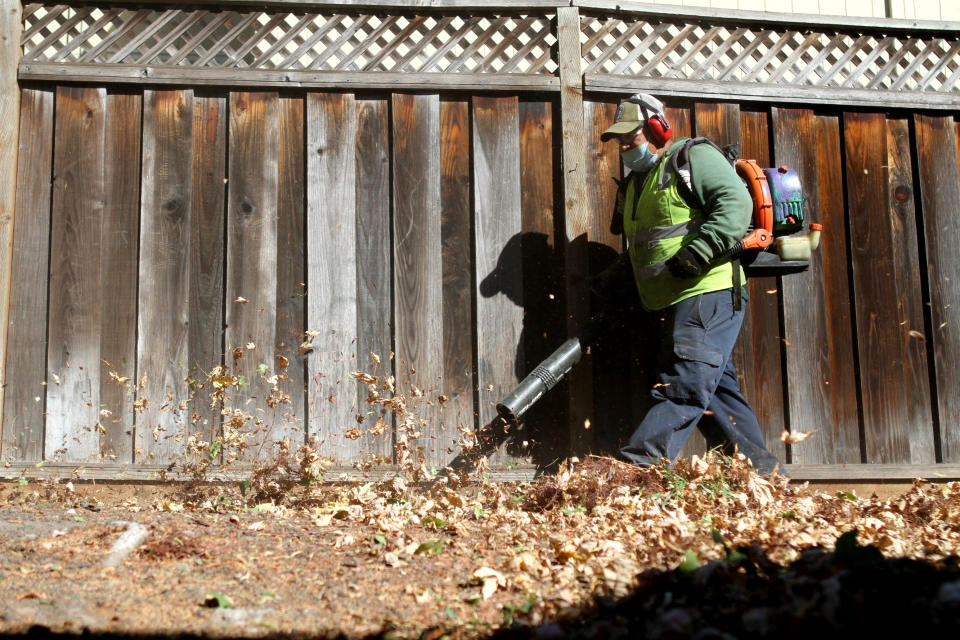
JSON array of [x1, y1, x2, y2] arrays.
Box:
[[1, 1, 960, 480]]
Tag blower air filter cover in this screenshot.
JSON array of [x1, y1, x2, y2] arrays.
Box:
[[763, 166, 806, 233]]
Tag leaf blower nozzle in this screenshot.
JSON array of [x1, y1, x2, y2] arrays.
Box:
[[496, 337, 583, 424]]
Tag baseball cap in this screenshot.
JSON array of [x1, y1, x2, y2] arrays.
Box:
[[600, 93, 666, 141]]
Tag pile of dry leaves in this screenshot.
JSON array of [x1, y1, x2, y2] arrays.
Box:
[[2, 364, 959, 638]]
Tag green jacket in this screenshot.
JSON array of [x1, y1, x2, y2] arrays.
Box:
[[622, 137, 751, 310]]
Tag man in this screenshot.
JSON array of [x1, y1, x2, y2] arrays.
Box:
[[600, 93, 782, 475]]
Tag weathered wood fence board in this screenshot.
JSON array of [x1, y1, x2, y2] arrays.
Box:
[[392, 93, 446, 466], [736, 108, 788, 465], [274, 95, 305, 430], [915, 114, 960, 463], [2, 88, 52, 462], [225, 91, 281, 457], [189, 94, 228, 443], [306, 92, 360, 463], [843, 111, 935, 464], [772, 107, 856, 465], [473, 95, 523, 451], [100, 90, 141, 462], [812, 113, 861, 464], [46, 86, 105, 462], [439, 98, 474, 440], [137, 89, 193, 464], [517, 99, 567, 462], [354, 96, 393, 459]]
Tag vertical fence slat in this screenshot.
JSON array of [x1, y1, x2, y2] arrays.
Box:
[[392, 93, 444, 466], [306, 92, 359, 462], [2, 89, 53, 462], [46, 86, 105, 462], [474, 95, 523, 465], [772, 107, 856, 464], [355, 97, 393, 459], [557, 6, 592, 454], [137, 89, 193, 464], [226, 91, 280, 456], [518, 99, 568, 464], [0, 0, 22, 453], [440, 99, 474, 445], [886, 117, 934, 458], [844, 111, 934, 464], [583, 98, 631, 454], [276, 95, 306, 436], [737, 109, 787, 463], [813, 113, 860, 463], [100, 91, 141, 462], [189, 94, 227, 442], [916, 114, 960, 462]]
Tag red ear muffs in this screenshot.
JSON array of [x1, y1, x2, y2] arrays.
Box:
[[645, 114, 672, 146]]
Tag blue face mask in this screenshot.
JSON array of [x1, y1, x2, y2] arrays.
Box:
[[622, 143, 659, 173]]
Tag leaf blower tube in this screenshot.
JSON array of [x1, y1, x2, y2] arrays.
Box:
[[496, 337, 583, 424]]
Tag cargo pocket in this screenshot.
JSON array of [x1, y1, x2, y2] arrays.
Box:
[[674, 340, 723, 368], [665, 339, 724, 409]]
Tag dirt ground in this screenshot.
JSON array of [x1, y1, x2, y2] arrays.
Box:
[[1, 455, 959, 639]]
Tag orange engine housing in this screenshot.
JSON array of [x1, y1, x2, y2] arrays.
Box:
[[734, 159, 774, 250]]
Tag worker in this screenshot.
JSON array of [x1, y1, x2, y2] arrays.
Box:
[[600, 93, 783, 475]]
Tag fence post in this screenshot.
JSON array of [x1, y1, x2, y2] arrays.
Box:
[[0, 0, 22, 438], [556, 6, 594, 455]]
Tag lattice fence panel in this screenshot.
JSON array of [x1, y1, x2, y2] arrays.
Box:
[[581, 15, 960, 93], [20, 4, 559, 74]]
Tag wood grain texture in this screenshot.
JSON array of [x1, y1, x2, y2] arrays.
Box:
[[913, 114, 960, 461], [189, 93, 227, 443], [47, 87, 106, 462], [557, 6, 593, 454], [0, 0, 21, 449], [812, 113, 861, 463], [355, 97, 393, 458], [137, 89, 193, 464], [737, 108, 787, 463], [99, 91, 141, 462], [772, 108, 845, 464], [225, 92, 280, 456], [885, 117, 934, 458], [440, 99, 474, 442], [392, 93, 444, 465], [518, 99, 569, 462], [276, 95, 306, 437], [583, 98, 632, 454], [2, 89, 52, 462], [474, 95, 524, 465], [843, 111, 934, 464], [306, 92, 359, 462]]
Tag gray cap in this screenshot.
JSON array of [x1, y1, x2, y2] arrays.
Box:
[[600, 93, 666, 141]]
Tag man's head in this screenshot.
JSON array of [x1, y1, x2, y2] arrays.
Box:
[[601, 93, 672, 152]]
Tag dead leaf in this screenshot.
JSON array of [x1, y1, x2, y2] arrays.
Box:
[[781, 429, 816, 444]]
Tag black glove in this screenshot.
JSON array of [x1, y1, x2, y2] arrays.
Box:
[[666, 247, 705, 279]]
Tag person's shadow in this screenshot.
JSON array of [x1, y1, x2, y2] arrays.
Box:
[[476, 231, 652, 472]]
